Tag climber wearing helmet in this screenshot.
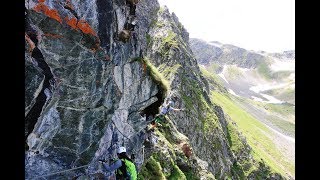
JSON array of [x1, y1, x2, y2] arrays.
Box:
[[99, 146, 137, 180]]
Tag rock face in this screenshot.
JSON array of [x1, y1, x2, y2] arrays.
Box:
[[190, 38, 268, 68], [25, 0, 284, 179], [25, 0, 161, 178]]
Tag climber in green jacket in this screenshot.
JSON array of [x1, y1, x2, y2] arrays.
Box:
[[99, 147, 137, 180]]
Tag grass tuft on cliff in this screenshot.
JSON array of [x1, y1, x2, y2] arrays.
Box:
[[142, 58, 170, 96]]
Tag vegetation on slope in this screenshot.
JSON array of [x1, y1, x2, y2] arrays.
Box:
[[200, 66, 226, 93], [271, 71, 293, 80], [257, 59, 294, 82], [257, 60, 273, 80], [138, 156, 166, 180], [211, 91, 294, 177], [225, 65, 245, 80], [233, 96, 295, 136], [206, 62, 223, 74], [179, 76, 219, 133], [262, 86, 295, 105], [157, 31, 179, 58], [226, 109, 286, 179], [260, 102, 295, 117], [137, 117, 203, 180], [139, 58, 170, 96], [159, 63, 182, 79]]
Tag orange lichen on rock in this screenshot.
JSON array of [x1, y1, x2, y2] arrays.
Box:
[[142, 62, 147, 73], [45, 9, 62, 23], [65, 17, 78, 29], [33, 1, 62, 23], [77, 19, 97, 36], [65, 17, 97, 37]]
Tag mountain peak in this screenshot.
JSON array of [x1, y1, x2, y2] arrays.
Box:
[[190, 38, 266, 68]]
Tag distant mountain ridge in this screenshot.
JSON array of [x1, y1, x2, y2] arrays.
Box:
[[189, 38, 295, 179], [190, 38, 295, 69], [269, 50, 295, 60]]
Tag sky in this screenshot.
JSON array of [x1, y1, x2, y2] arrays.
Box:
[[158, 0, 295, 53]]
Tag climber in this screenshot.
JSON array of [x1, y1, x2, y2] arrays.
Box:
[[145, 122, 157, 144], [99, 146, 137, 180], [153, 98, 184, 127]]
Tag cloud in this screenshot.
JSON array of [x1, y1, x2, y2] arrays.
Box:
[[158, 0, 295, 52]]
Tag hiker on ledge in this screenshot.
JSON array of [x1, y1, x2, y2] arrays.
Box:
[[154, 98, 184, 127]]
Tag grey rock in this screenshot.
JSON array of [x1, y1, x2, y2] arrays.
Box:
[[25, 60, 45, 116], [25, 0, 161, 178]]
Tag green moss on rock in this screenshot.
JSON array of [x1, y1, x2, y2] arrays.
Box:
[[138, 156, 166, 180], [168, 165, 186, 180]]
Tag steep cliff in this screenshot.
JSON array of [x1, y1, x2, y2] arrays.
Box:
[[25, 0, 161, 178], [25, 0, 284, 179], [141, 6, 285, 179], [143, 6, 234, 178]]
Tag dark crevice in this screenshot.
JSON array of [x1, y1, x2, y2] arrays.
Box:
[[96, 0, 113, 51], [129, 5, 136, 16], [63, 5, 79, 19], [126, 1, 137, 30], [25, 46, 55, 141], [141, 85, 166, 121], [117, 0, 137, 43], [125, 0, 136, 16], [124, 17, 136, 31]]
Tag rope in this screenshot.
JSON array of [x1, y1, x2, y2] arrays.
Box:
[[30, 112, 148, 179], [111, 120, 132, 141], [30, 164, 90, 179], [142, 145, 145, 163]]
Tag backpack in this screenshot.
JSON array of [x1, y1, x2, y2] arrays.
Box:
[[116, 159, 137, 180], [154, 114, 164, 123]]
